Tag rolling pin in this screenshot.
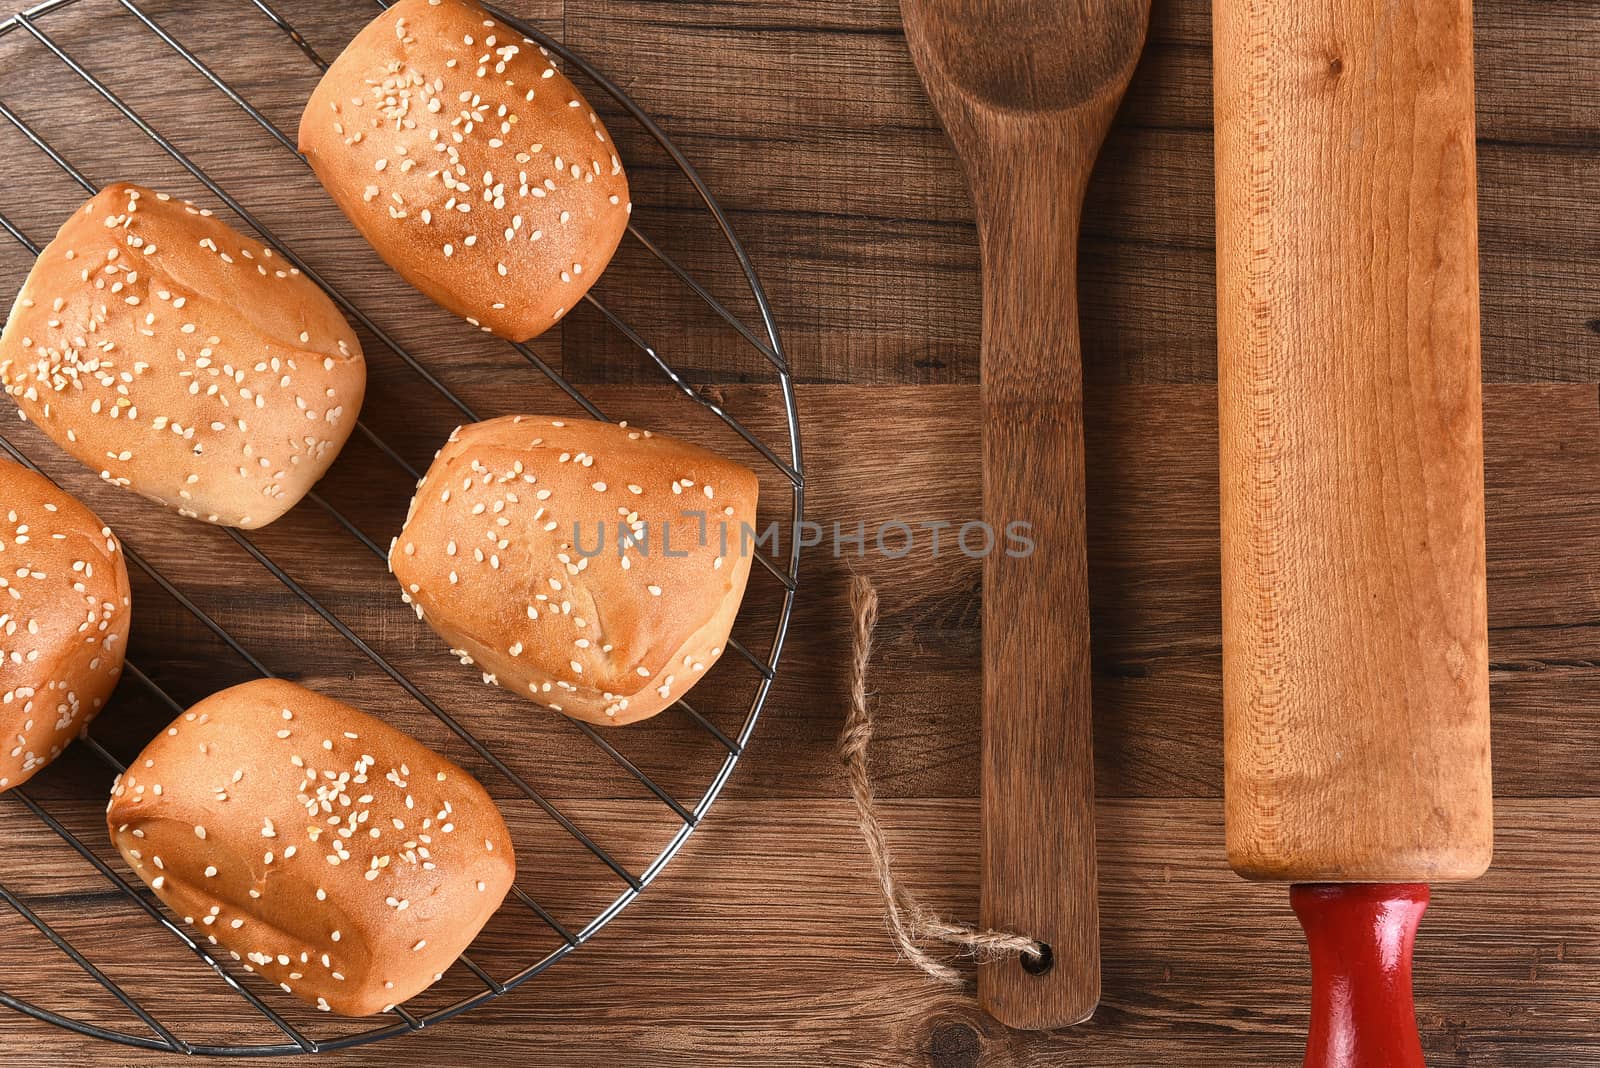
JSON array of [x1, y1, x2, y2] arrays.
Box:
[[1214, 1, 1492, 1065]]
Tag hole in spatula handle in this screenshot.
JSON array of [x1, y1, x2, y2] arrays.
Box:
[[1020, 941, 1054, 976]]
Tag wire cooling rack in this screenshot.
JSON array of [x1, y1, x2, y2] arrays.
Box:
[[0, 0, 802, 1055]]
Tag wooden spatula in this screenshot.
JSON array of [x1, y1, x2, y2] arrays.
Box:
[[901, 0, 1149, 1031]]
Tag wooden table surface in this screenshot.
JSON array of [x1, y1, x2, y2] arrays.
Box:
[[1, 0, 1597, 1065]]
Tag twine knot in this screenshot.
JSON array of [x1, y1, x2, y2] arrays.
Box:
[[839, 575, 1044, 985]]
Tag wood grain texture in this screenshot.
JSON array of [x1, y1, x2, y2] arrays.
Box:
[[559, 0, 1600, 387], [0, 0, 1596, 1064], [1215, 0, 1492, 883], [8, 797, 1600, 1067], [900, 0, 1150, 1029]]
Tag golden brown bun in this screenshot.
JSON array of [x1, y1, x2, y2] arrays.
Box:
[[389, 417, 758, 726], [0, 184, 366, 529], [106, 679, 514, 1017], [0, 461, 130, 792], [299, 0, 631, 342]]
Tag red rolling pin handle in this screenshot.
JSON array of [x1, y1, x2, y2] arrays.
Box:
[[1290, 884, 1430, 1068]]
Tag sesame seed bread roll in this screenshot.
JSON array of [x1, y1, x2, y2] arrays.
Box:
[[298, 0, 630, 342], [0, 184, 366, 529], [389, 416, 758, 726], [106, 679, 514, 1017], [0, 461, 130, 792]]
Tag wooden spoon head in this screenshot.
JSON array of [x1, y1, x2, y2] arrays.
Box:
[[901, 0, 1150, 123]]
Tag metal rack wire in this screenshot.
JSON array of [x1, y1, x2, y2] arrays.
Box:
[[0, 0, 803, 1054]]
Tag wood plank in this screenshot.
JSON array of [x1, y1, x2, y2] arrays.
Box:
[[719, 383, 1600, 804], [1, 798, 1597, 1065], [6, 2, 1596, 395], [1, 383, 1595, 816], [558, 0, 1600, 384]]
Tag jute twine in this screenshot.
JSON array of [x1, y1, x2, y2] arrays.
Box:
[[838, 575, 1043, 985]]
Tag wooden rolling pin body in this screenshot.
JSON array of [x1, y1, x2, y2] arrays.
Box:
[[1215, 0, 1492, 886], [1217, 1, 1491, 1061]]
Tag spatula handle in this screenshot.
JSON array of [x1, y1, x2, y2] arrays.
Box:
[[1292, 884, 1430, 1068], [976, 138, 1099, 1031]]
